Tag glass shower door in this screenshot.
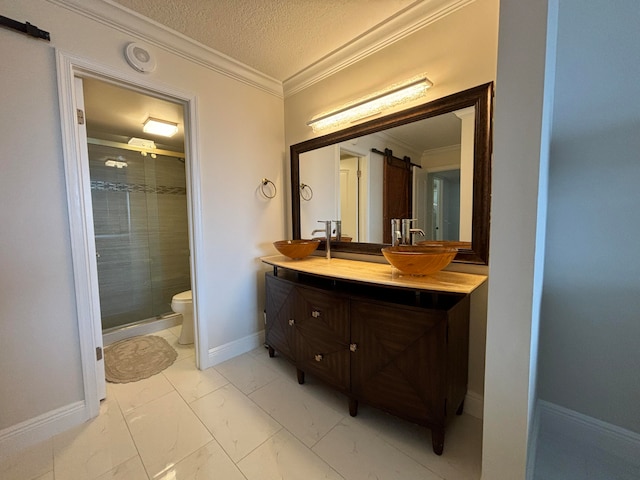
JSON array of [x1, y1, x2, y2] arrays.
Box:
[[88, 143, 191, 331]]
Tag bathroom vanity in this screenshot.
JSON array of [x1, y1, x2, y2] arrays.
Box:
[[261, 255, 487, 455]]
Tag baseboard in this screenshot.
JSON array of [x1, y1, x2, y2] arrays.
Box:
[[464, 390, 484, 419], [0, 401, 87, 462], [206, 330, 265, 367], [536, 400, 640, 467], [526, 400, 542, 480]]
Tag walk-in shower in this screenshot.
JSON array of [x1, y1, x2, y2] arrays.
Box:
[[88, 141, 191, 334]]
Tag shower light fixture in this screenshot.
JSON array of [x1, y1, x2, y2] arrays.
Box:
[[307, 76, 433, 132], [128, 137, 156, 149], [142, 117, 179, 137]]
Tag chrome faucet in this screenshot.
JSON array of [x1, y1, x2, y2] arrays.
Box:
[[392, 218, 425, 245], [409, 227, 425, 245], [391, 219, 402, 246], [311, 220, 332, 259], [401, 219, 415, 245]]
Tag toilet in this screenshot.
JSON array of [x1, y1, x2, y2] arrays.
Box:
[[171, 290, 194, 345]]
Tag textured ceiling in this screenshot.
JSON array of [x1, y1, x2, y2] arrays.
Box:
[[113, 0, 420, 81]]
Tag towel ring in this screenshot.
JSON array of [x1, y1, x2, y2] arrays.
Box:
[[260, 178, 277, 199], [300, 183, 313, 201]]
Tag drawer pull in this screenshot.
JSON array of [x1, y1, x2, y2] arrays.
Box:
[[311, 310, 321, 318], [350, 343, 358, 352], [288, 319, 295, 326], [314, 354, 324, 362]]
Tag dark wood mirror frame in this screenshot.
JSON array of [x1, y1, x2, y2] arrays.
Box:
[[291, 82, 493, 265]]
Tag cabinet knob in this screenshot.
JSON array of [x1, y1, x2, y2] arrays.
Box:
[[288, 319, 295, 326], [311, 310, 321, 318], [314, 354, 323, 362], [349, 343, 358, 352]]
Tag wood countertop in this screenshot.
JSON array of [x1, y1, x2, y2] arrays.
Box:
[[260, 255, 487, 295]]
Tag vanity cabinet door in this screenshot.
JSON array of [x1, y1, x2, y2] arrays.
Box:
[[265, 274, 298, 362], [350, 299, 447, 426], [294, 286, 350, 391]]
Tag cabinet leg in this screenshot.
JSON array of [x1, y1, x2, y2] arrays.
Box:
[[456, 399, 465, 415], [349, 397, 358, 417], [267, 346, 275, 358], [296, 368, 305, 384], [431, 428, 444, 456]]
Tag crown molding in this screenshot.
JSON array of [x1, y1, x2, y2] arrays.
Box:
[[47, 0, 283, 98], [373, 130, 423, 155], [283, 0, 475, 97], [48, 0, 475, 99]]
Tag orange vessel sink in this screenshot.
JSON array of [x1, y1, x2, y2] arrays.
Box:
[[273, 239, 320, 259], [381, 245, 458, 276]]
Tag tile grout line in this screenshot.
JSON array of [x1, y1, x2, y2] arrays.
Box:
[[107, 382, 152, 480]]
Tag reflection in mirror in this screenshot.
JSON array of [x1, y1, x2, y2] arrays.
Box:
[[291, 83, 492, 265], [299, 107, 474, 244]]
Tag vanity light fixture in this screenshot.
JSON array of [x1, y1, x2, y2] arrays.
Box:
[[307, 75, 433, 132], [142, 117, 179, 137]]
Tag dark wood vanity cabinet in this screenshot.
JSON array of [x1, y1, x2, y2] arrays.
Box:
[[265, 272, 350, 391], [265, 270, 470, 455]]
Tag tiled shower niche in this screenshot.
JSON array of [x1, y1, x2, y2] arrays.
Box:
[[89, 143, 191, 331]]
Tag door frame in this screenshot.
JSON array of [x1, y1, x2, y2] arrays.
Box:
[[338, 145, 370, 242], [56, 50, 205, 418]]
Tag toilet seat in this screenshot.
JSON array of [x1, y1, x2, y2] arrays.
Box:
[[171, 290, 192, 304], [171, 290, 193, 345]]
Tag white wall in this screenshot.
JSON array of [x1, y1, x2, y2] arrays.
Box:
[[483, 0, 557, 477], [0, 0, 284, 444], [0, 25, 85, 432], [299, 146, 339, 237], [538, 0, 640, 434]]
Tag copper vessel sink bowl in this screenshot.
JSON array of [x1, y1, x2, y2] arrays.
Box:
[[381, 245, 458, 276], [273, 239, 321, 259]]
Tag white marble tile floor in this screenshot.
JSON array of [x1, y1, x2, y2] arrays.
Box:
[[1, 328, 483, 480]]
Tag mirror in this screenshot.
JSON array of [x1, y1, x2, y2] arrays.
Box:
[[291, 82, 492, 265]]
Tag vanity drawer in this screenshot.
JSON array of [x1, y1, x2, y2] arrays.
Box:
[[294, 284, 349, 343], [296, 333, 350, 391]]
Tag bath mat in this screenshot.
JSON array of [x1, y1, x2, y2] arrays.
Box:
[[104, 335, 177, 383]]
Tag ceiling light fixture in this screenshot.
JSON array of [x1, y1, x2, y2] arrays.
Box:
[[128, 137, 156, 149], [307, 75, 433, 133], [142, 117, 179, 137]]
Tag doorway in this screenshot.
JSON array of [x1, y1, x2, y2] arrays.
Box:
[[82, 78, 191, 341], [426, 169, 461, 241], [57, 51, 203, 415]]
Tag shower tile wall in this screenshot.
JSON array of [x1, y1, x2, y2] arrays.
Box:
[[89, 144, 191, 330]]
